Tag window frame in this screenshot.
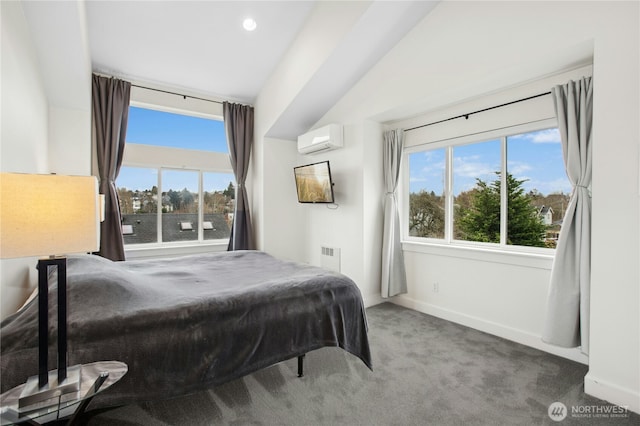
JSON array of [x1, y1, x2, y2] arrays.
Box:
[[119, 94, 234, 255], [119, 165, 235, 247], [402, 118, 562, 256]]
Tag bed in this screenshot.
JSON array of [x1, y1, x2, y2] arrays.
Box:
[[0, 250, 372, 409]]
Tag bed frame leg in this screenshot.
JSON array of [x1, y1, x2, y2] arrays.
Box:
[[297, 354, 305, 377]]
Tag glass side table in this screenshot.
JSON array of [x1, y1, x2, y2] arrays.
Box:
[[0, 361, 127, 426]]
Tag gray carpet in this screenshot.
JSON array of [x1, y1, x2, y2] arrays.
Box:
[[85, 303, 638, 425]]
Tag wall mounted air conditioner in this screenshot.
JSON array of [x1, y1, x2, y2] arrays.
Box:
[[297, 123, 343, 155]]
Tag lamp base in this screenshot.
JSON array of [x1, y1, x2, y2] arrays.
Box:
[[18, 364, 82, 412]]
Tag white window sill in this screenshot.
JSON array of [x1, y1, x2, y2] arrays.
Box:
[[124, 240, 229, 260], [402, 240, 554, 270]]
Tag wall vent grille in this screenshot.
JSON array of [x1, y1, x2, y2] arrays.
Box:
[[320, 246, 340, 272]]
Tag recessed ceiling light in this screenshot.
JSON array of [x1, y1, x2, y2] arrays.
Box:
[[243, 18, 257, 32]]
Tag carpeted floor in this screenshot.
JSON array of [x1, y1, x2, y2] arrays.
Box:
[[85, 303, 638, 425]]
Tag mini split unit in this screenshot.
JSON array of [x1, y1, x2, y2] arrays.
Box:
[[297, 123, 343, 155]]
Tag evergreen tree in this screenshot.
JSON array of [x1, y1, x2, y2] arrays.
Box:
[[457, 172, 547, 247], [180, 188, 194, 210], [167, 189, 181, 211], [457, 177, 501, 243], [505, 173, 547, 247], [222, 182, 235, 200]]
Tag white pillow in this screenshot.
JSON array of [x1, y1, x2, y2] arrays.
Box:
[[17, 287, 38, 312]]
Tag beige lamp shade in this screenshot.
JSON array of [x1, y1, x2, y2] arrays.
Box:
[[0, 173, 100, 259]]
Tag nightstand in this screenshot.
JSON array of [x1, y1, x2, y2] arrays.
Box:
[[0, 361, 127, 426]]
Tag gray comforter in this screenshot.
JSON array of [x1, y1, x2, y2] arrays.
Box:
[[0, 251, 371, 408]]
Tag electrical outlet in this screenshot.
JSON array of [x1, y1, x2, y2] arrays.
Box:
[[433, 282, 440, 293]]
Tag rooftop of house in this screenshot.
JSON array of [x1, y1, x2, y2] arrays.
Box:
[[121, 213, 230, 245], [539, 206, 553, 215]]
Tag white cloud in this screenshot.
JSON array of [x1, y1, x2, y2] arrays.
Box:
[[409, 151, 445, 182], [409, 176, 427, 183], [422, 151, 440, 161], [453, 155, 498, 179], [508, 161, 533, 176], [529, 177, 573, 195], [520, 128, 561, 144], [418, 152, 445, 171]]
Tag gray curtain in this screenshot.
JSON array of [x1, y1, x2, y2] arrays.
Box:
[[224, 101, 255, 251], [542, 76, 593, 354], [381, 129, 407, 298], [92, 74, 131, 261]]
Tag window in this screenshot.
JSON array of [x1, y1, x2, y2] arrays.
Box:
[[408, 148, 445, 239], [453, 139, 501, 243], [407, 127, 570, 250], [126, 107, 228, 153], [117, 105, 235, 246]]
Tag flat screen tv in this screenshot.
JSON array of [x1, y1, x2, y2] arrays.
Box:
[[294, 161, 335, 204]]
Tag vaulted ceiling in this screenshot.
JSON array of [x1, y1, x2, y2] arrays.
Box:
[[86, 1, 315, 105], [20, 1, 440, 139]]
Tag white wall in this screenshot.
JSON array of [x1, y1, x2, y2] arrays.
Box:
[[301, 123, 367, 293], [289, 0, 639, 413], [0, 0, 92, 319], [0, 1, 50, 318], [361, 120, 384, 306], [268, 120, 384, 306], [586, 5, 639, 410], [49, 107, 91, 175], [0, 1, 49, 174], [22, 0, 93, 176], [260, 137, 305, 262], [252, 0, 373, 262]]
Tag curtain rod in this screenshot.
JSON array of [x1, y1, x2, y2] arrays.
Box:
[[404, 91, 551, 133], [131, 84, 224, 105]]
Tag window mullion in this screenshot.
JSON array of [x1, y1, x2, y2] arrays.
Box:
[[157, 167, 163, 243], [402, 152, 409, 241], [198, 171, 204, 241], [445, 146, 454, 243], [500, 137, 507, 246]]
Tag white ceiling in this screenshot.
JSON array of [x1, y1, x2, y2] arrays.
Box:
[[49, 1, 438, 139], [86, 1, 315, 104]]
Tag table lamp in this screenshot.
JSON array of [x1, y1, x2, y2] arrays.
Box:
[[0, 173, 100, 409]]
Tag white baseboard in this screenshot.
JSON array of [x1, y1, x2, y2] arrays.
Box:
[[391, 294, 589, 365], [585, 373, 640, 414]]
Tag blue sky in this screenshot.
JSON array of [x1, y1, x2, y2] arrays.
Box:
[[409, 128, 571, 196], [126, 106, 228, 152], [117, 107, 233, 193]]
